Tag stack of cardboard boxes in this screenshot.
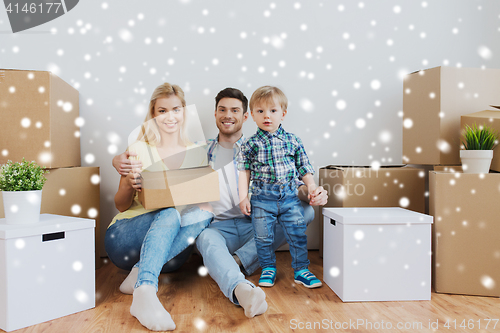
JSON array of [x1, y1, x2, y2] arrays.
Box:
[[0, 69, 101, 268], [403, 66, 500, 297]]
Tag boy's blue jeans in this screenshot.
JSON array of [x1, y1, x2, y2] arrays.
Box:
[[105, 207, 212, 291], [250, 181, 309, 272]]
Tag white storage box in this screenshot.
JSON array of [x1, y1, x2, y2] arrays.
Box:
[[323, 207, 433, 302], [0, 214, 95, 332]]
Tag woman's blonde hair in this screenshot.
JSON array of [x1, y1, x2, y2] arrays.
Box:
[[137, 83, 192, 146]]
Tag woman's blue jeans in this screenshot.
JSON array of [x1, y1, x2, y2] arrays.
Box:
[[105, 206, 212, 290], [250, 181, 309, 272]]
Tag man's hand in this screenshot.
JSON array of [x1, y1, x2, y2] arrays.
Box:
[[307, 185, 328, 206], [113, 151, 143, 176], [126, 168, 143, 192], [239, 197, 251, 216]]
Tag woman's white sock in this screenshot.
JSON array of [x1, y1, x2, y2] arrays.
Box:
[[119, 266, 138, 295], [130, 285, 176, 331]]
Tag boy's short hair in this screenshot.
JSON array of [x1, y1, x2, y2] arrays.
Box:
[[249, 86, 288, 111], [215, 88, 248, 113]]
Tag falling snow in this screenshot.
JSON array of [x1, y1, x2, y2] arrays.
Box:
[[1, 2, 499, 291]]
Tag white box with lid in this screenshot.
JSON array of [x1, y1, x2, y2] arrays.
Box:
[[0, 214, 95, 332], [323, 207, 433, 302]]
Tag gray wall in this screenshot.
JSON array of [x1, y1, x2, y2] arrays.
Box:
[[1, 0, 499, 255]]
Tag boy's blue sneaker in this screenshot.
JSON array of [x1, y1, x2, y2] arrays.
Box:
[[294, 269, 322, 288], [259, 267, 277, 287]]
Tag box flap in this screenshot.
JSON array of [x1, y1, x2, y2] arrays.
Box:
[[0, 214, 95, 239], [433, 165, 462, 172], [323, 165, 407, 170], [0, 68, 48, 72], [408, 66, 441, 76], [322, 207, 432, 225], [462, 110, 500, 119]]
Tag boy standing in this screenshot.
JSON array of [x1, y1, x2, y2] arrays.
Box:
[[238, 86, 322, 289]]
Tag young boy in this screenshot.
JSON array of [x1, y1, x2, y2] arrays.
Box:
[[238, 86, 322, 288]]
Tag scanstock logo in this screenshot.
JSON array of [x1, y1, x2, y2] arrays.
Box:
[[3, 0, 79, 33]]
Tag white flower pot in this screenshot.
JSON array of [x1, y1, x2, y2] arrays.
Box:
[[1, 190, 42, 224], [460, 150, 493, 174]]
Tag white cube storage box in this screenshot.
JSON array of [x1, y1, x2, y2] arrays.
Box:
[[323, 207, 433, 302], [0, 214, 95, 332]]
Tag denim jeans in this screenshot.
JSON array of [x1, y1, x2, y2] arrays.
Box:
[[105, 206, 212, 290], [251, 181, 309, 272], [196, 201, 314, 304]]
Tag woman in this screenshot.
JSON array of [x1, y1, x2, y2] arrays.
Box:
[[105, 83, 213, 331]]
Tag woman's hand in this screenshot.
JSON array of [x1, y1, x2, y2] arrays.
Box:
[[113, 151, 143, 176], [239, 197, 251, 216], [126, 168, 143, 192]]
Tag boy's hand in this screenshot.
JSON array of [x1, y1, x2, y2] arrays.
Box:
[[126, 168, 142, 192], [307, 185, 328, 206], [113, 151, 143, 176], [239, 197, 251, 216], [307, 183, 318, 199]]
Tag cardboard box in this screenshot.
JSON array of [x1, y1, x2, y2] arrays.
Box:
[[0, 69, 80, 168], [138, 166, 219, 209], [318, 165, 426, 257], [403, 66, 500, 165], [0, 214, 95, 332], [461, 110, 500, 172], [434, 165, 463, 172], [323, 208, 432, 302], [429, 171, 500, 297], [0, 167, 101, 268]]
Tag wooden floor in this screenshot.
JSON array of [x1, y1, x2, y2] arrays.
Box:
[[7, 251, 500, 333]]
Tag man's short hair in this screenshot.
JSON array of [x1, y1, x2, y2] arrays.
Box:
[[215, 88, 248, 113], [249, 86, 288, 112]]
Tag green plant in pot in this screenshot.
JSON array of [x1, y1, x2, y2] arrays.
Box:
[[0, 158, 49, 224], [460, 123, 498, 174]]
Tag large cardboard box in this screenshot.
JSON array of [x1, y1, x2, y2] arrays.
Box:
[[138, 166, 219, 209], [0, 69, 80, 168], [323, 208, 432, 302], [0, 167, 101, 268], [429, 171, 500, 297], [318, 165, 426, 256], [461, 110, 500, 172], [403, 66, 500, 166], [0, 215, 95, 332]]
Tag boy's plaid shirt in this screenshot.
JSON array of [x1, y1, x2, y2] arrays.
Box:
[[237, 125, 314, 184]]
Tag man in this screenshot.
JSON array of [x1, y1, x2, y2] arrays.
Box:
[[112, 87, 327, 318]]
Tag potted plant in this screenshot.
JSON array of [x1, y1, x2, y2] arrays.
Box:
[[460, 123, 498, 174], [0, 158, 48, 224]]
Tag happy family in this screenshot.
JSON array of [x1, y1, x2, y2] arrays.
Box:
[[104, 83, 328, 331]]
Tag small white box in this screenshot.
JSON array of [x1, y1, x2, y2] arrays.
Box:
[[0, 214, 95, 332], [323, 207, 433, 302]]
